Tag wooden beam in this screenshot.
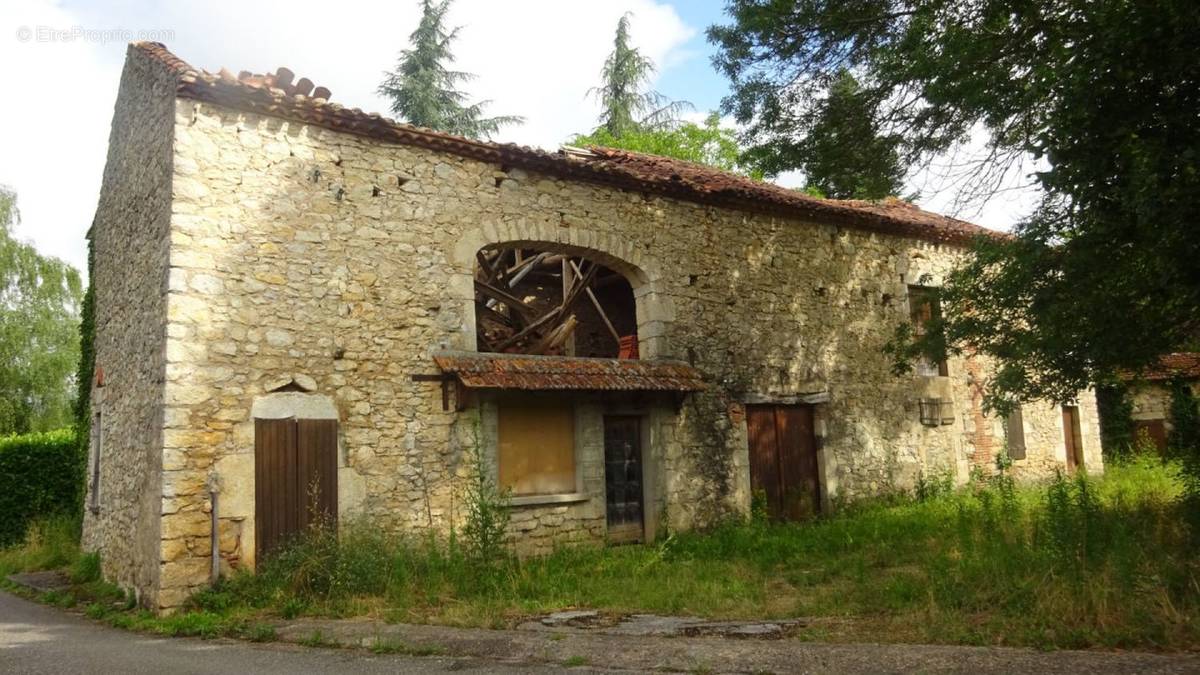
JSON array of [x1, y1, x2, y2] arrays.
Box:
[[476, 251, 499, 284], [506, 251, 547, 287], [562, 258, 576, 357], [531, 315, 578, 354], [570, 259, 621, 345], [492, 305, 564, 351], [474, 280, 538, 320]]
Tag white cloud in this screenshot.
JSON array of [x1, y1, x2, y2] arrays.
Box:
[[0, 0, 693, 274]]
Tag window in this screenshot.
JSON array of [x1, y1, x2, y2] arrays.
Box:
[[1004, 407, 1026, 460], [908, 286, 948, 376], [88, 411, 102, 513], [498, 401, 576, 496]]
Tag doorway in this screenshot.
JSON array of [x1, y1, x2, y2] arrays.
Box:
[[1062, 405, 1084, 472], [255, 417, 338, 561], [747, 404, 821, 520], [603, 416, 644, 543]]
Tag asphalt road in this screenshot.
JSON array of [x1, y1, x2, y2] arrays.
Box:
[[0, 591, 600, 674]]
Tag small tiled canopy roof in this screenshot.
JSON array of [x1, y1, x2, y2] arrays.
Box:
[[131, 42, 1002, 247], [432, 352, 706, 392], [1125, 353, 1200, 382]]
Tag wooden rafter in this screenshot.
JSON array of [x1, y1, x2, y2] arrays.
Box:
[[569, 258, 621, 345]]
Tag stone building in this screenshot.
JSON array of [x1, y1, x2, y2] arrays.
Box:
[[1122, 353, 1200, 453], [82, 43, 1103, 611]]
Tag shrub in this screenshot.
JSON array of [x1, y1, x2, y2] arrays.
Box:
[[0, 429, 80, 546], [460, 416, 511, 569]]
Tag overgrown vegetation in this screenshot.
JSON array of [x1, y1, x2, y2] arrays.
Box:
[[1097, 383, 1136, 459], [0, 429, 80, 546], [6, 460, 1196, 651]]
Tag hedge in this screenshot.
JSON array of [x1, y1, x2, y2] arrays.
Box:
[[0, 428, 80, 547]]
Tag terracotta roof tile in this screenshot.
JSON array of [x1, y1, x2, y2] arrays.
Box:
[[132, 41, 1003, 246], [432, 351, 706, 392], [1126, 353, 1200, 382]]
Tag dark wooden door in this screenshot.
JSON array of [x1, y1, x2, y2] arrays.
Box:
[[256, 417, 338, 561], [1134, 419, 1168, 455], [747, 405, 820, 520], [1062, 406, 1083, 472], [604, 416, 644, 543]]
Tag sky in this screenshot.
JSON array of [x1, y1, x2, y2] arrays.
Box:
[[0, 0, 1040, 276]]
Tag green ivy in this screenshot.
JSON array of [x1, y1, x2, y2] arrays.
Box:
[[0, 428, 79, 546], [1096, 383, 1136, 459], [72, 235, 95, 517]]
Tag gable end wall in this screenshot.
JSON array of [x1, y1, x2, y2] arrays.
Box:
[[80, 45, 176, 607]]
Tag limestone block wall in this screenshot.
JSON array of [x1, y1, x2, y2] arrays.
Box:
[[81, 46, 177, 607], [1130, 380, 1200, 434], [147, 95, 1103, 607], [1132, 383, 1172, 421]]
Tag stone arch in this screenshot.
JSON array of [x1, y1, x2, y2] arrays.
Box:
[[450, 222, 675, 358]]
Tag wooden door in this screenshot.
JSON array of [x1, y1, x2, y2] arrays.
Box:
[[1134, 419, 1168, 455], [747, 405, 820, 520], [603, 416, 644, 543], [255, 418, 338, 561], [1062, 406, 1084, 472]]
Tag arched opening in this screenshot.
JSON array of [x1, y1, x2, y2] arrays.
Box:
[[473, 245, 638, 358]]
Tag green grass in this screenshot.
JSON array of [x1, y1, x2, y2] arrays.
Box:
[[188, 456, 1199, 650], [298, 629, 339, 648], [2, 457, 1197, 652], [0, 515, 81, 578]]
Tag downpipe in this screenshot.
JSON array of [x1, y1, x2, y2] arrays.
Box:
[[206, 473, 222, 584]]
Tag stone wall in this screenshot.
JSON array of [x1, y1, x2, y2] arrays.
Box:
[[1130, 380, 1200, 430], [140, 95, 1102, 608], [80, 46, 177, 607]]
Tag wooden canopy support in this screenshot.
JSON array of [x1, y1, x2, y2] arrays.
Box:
[[411, 373, 463, 411]]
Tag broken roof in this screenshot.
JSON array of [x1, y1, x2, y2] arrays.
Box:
[[132, 41, 999, 246], [432, 352, 706, 392]]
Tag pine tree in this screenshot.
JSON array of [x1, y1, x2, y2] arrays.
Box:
[[590, 13, 689, 138], [378, 0, 522, 139]]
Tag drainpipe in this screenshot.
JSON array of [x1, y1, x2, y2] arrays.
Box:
[[206, 473, 222, 584]]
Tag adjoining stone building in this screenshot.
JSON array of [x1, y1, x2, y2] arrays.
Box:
[[82, 43, 1104, 611], [1122, 353, 1200, 453]]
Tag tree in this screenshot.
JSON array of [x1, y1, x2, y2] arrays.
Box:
[[743, 69, 904, 199], [570, 113, 759, 177], [378, 0, 522, 139], [589, 13, 690, 138], [712, 1, 1200, 411], [0, 187, 83, 434]]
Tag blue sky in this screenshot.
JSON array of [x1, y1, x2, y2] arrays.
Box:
[[655, 0, 731, 115]]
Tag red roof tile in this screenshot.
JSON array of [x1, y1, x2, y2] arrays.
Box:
[[432, 352, 706, 392], [132, 41, 1002, 246], [1126, 353, 1200, 381]]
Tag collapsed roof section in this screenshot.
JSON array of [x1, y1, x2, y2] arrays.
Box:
[[132, 41, 1001, 247]]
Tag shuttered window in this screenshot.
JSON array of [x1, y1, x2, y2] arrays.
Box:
[[498, 401, 576, 496], [908, 286, 949, 377], [1005, 407, 1026, 460], [88, 411, 102, 513]]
